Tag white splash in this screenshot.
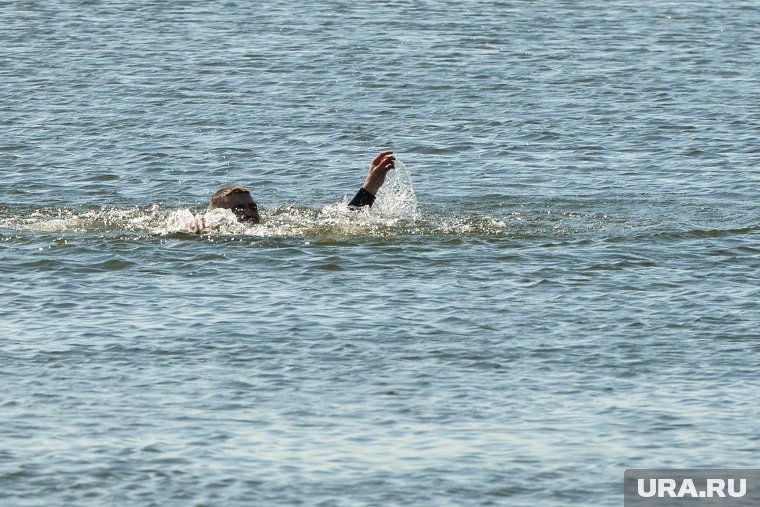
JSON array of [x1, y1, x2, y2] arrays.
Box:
[[0, 158, 507, 238], [373, 159, 419, 219]]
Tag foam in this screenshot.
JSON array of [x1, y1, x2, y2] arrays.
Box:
[[0, 160, 508, 238]]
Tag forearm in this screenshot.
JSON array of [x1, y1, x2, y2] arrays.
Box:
[[361, 176, 382, 196], [350, 151, 394, 208], [348, 187, 376, 208]]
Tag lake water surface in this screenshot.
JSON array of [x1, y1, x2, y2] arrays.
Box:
[[1, 1, 759, 506]]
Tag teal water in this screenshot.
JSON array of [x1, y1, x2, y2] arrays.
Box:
[[1, 1, 759, 506]]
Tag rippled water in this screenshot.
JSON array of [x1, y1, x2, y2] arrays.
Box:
[[1, 1, 759, 506]]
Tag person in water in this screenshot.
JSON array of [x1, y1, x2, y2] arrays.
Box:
[[189, 150, 395, 232]]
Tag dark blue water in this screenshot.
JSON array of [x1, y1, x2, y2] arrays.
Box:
[[1, 1, 759, 506]]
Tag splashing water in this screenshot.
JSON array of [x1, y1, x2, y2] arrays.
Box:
[[0, 158, 509, 239], [373, 159, 419, 219]]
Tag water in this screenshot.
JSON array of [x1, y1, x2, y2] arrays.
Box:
[[1, 1, 759, 506]]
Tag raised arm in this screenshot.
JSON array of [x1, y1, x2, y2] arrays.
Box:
[[348, 150, 395, 208]]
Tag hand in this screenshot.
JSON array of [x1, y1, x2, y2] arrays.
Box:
[[362, 150, 395, 196], [187, 214, 206, 234]]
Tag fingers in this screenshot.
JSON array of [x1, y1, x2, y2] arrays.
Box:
[[363, 152, 396, 195], [371, 150, 394, 167], [378, 152, 395, 173]]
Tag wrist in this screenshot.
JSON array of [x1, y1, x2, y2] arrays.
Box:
[[362, 179, 380, 196]]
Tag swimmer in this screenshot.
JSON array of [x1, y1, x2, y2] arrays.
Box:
[[188, 150, 395, 233]]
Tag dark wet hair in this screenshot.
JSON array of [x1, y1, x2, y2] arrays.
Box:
[[208, 185, 252, 209]]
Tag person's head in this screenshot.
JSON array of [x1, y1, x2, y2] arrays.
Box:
[[209, 185, 260, 224]]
